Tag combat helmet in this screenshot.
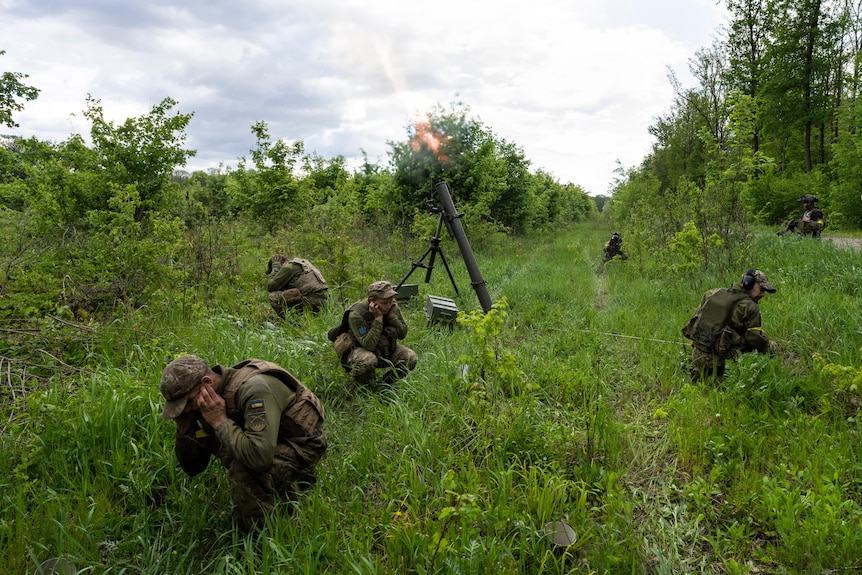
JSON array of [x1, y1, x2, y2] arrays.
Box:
[[798, 194, 818, 204]]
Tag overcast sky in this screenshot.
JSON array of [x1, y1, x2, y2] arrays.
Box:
[[2, 0, 726, 196]]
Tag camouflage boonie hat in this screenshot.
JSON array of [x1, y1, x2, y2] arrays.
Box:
[[798, 194, 818, 203], [368, 280, 398, 299], [752, 270, 776, 293], [160, 355, 209, 419]]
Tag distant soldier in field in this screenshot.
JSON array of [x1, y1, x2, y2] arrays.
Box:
[[776, 194, 825, 237], [682, 269, 779, 381], [159, 355, 327, 531], [266, 255, 329, 316], [602, 232, 628, 262], [328, 280, 418, 386]]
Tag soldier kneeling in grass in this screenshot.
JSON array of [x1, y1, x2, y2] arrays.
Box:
[[328, 280, 418, 387], [602, 232, 628, 262], [776, 194, 825, 238], [159, 355, 327, 531], [266, 255, 329, 316], [682, 269, 779, 381]]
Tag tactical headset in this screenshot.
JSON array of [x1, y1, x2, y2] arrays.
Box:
[[741, 268, 757, 290]]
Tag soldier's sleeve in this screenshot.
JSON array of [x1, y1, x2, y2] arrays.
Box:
[[267, 261, 301, 292], [734, 300, 770, 354], [214, 377, 289, 473], [386, 306, 409, 339], [348, 309, 383, 351], [175, 419, 217, 477]]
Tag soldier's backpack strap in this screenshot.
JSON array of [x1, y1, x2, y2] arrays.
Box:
[[327, 308, 354, 342], [289, 257, 327, 286], [327, 302, 371, 341]]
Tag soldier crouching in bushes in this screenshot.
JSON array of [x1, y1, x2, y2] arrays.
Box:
[[776, 194, 825, 237], [328, 281, 418, 387], [266, 255, 329, 316], [682, 269, 779, 381], [602, 232, 628, 262], [159, 355, 327, 531]]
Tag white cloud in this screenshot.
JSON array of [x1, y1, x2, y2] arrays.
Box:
[[2, 0, 726, 194]]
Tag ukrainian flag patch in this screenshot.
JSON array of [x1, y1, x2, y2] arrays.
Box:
[[247, 399, 267, 432]]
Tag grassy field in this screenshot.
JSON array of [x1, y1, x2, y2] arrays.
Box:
[[3, 223, 862, 574]]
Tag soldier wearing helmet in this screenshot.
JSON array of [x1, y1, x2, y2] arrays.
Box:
[[682, 269, 780, 381], [602, 231, 628, 262], [776, 195, 825, 237]]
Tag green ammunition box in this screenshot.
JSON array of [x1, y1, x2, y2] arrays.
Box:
[[424, 295, 459, 324]]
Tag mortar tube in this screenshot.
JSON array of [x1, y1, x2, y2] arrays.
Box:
[[435, 181, 493, 312]]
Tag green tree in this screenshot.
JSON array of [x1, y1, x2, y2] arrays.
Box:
[[828, 94, 862, 227], [388, 102, 592, 234], [231, 121, 304, 231], [0, 50, 39, 128], [83, 95, 195, 220], [760, 0, 840, 172], [724, 0, 776, 154]]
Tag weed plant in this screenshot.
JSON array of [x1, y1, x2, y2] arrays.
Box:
[[2, 225, 862, 573]]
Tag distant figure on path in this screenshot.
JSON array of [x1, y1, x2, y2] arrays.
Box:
[[159, 355, 327, 531], [682, 269, 779, 381], [776, 194, 825, 238], [602, 232, 628, 262], [266, 255, 329, 316]]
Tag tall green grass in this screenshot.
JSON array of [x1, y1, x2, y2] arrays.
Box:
[[3, 225, 861, 573]]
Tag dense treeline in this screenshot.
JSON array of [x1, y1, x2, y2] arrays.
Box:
[[0, 88, 594, 330], [608, 0, 862, 276]]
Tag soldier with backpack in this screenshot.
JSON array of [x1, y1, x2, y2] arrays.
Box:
[[266, 254, 329, 316], [159, 355, 327, 531], [682, 269, 779, 381], [328, 280, 418, 386]]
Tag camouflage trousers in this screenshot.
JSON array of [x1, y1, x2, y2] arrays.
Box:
[[602, 247, 627, 263], [346, 345, 418, 385], [268, 288, 329, 316], [690, 347, 726, 382], [228, 429, 327, 531]]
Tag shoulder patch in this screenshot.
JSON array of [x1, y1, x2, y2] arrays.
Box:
[[359, 325, 368, 336], [246, 398, 267, 432]]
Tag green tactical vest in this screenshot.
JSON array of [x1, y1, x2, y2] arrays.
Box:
[[287, 258, 328, 294], [683, 288, 749, 352], [222, 359, 325, 445]]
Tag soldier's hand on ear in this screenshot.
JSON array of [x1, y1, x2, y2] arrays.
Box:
[[369, 301, 384, 321], [197, 383, 227, 429]]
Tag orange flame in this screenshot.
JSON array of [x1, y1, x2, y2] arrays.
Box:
[[410, 113, 450, 163]]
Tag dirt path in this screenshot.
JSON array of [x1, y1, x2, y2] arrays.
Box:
[[826, 236, 862, 250]]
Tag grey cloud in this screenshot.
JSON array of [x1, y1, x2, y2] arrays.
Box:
[[4, 0, 726, 192]]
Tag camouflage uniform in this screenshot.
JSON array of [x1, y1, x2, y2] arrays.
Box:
[[333, 281, 418, 385], [267, 256, 329, 315], [602, 232, 627, 262], [777, 194, 825, 238], [162, 356, 326, 531], [682, 270, 776, 382]]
